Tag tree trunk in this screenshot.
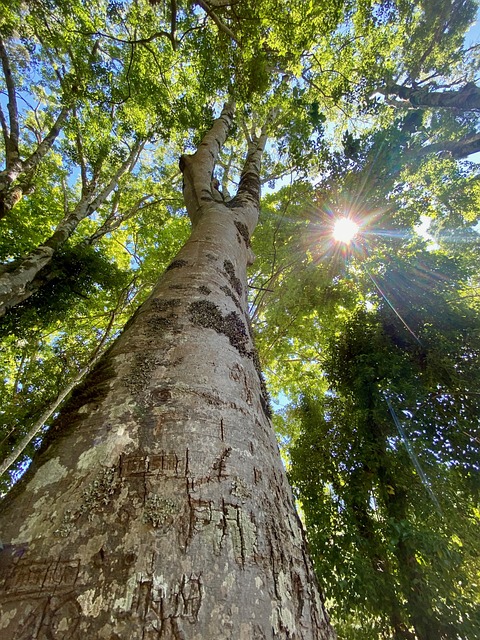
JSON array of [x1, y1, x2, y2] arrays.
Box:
[[405, 132, 480, 160], [0, 106, 335, 639], [385, 82, 480, 111]]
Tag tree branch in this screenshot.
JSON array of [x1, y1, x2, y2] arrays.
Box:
[[405, 133, 480, 160], [69, 28, 175, 49], [0, 299, 123, 478], [236, 127, 268, 205], [195, 0, 239, 43], [0, 136, 145, 316], [22, 106, 70, 175], [0, 103, 9, 153], [384, 82, 480, 111], [170, 0, 178, 49], [43, 138, 145, 252], [87, 138, 145, 213], [86, 195, 175, 245], [0, 36, 19, 162], [179, 101, 235, 223]]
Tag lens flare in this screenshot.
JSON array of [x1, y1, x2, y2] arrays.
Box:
[[333, 218, 358, 244]]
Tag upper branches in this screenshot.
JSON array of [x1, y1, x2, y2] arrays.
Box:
[[383, 81, 480, 112], [179, 101, 235, 224], [0, 35, 20, 164], [0, 36, 74, 218]]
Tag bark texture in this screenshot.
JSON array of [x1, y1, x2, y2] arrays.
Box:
[[385, 81, 480, 111], [405, 132, 480, 160], [0, 107, 335, 639]]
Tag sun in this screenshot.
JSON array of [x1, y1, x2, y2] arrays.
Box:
[[333, 217, 359, 244]]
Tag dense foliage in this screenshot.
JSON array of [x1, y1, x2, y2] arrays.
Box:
[[1, 1, 479, 638]]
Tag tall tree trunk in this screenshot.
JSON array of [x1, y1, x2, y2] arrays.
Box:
[[0, 106, 335, 639]]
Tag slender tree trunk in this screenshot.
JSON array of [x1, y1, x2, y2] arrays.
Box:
[[0, 107, 335, 639]]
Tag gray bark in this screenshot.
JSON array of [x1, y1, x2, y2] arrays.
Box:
[[385, 81, 480, 111], [405, 132, 480, 160], [0, 106, 70, 216], [0, 106, 335, 639]]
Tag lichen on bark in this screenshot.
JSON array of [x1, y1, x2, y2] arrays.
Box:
[[188, 299, 250, 356], [223, 259, 243, 296]]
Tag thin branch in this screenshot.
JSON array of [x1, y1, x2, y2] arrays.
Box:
[[113, 237, 142, 267], [240, 118, 252, 145], [22, 106, 70, 175], [88, 138, 145, 213], [0, 281, 136, 478], [195, 0, 239, 43], [86, 195, 175, 245], [139, 42, 172, 93], [170, 0, 178, 49], [12, 349, 28, 397], [75, 125, 88, 195], [44, 138, 144, 250], [249, 285, 274, 292], [0, 339, 107, 478], [70, 28, 174, 47], [61, 175, 69, 215]]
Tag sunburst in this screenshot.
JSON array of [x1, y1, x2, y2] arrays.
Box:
[[332, 217, 359, 244]]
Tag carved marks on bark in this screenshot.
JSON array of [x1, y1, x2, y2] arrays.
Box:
[[0, 558, 83, 639], [0, 467, 327, 638], [134, 572, 203, 639], [0, 557, 202, 640], [229, 362, 254, 406], [1, 558, 80, 598], [9, 595, 82, 640], [50, 445, 261, 560], [187, 498, 257, 566], [121, 450, 188, 479]]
